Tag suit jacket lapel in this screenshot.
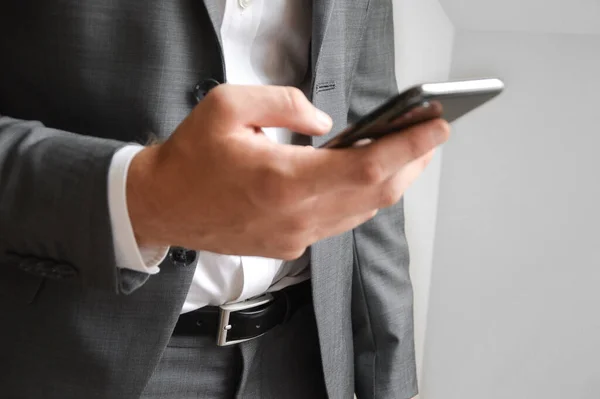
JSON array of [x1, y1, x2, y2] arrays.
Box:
[[310, 0, 336, 91], [203, 0, 225, 44]]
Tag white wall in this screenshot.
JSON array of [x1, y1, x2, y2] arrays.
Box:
[[438, 0, 600, 36], [392, 0, 455, 386], [422, 30, 600, 399]]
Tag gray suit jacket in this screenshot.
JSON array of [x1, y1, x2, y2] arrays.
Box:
[[0, 1, 417, 398]]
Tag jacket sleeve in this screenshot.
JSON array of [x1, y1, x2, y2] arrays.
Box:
[[0, 115, 151, 294], [349, 1, 418, 398]]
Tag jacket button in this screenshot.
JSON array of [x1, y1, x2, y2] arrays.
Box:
[[170, 247, 197, 267], [192, 79, 221, 103]]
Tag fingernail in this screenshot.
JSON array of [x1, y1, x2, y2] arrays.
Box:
[[316, 109, 332, 129]]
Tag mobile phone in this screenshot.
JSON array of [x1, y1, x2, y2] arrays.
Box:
[[319, 78, 504, 149]]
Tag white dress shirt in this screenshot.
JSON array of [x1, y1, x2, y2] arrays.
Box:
[[108, 0, 313, 313]]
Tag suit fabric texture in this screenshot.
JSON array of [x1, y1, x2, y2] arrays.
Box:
[[0, 1, 417, 398]]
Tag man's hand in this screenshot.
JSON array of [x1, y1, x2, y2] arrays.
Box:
[[127, 84, 449, 260]]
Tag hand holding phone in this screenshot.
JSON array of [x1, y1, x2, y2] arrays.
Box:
[[320, 78, 504, 149]]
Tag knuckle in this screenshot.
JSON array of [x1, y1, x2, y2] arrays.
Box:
[[358, 156, 386, 185], [206, 85, 233, 112], [357, 210, 378, 227], [405, 135, 429, 160], [283, 86, 306, 114], [276, 239, 307, 261], [281, 250, 306, 261], [379, 183, 403, 208], [431, 118, 451, 137], [206, 83, 227, 99], [285, 216, 312, 235]]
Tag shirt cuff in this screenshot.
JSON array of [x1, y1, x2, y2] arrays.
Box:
[[108, 145, 168, 274]]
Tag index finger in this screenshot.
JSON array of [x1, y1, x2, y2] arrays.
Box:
[[296, 119, 450, 195]]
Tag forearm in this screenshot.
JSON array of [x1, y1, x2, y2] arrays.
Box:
[[109, 145, 170, 274], [0, 114, 136, 293]]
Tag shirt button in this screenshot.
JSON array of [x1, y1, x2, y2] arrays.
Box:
[[169, 247, 197, 267], [238, 0, 252, 9]]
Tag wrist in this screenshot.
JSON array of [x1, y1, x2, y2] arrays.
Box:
[[126, 145, 169, 248]]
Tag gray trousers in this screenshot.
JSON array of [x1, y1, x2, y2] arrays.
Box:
[[142, 305, 328, 399]]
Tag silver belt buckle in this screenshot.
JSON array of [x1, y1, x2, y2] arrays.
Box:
[[217, 293, 274, 346]]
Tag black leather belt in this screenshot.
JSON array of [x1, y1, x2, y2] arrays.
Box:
[[173, 280, 312, 346]]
